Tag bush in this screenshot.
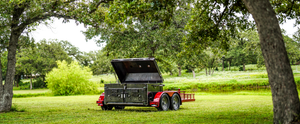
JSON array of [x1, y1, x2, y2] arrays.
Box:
[[46, 60, 98, 95]]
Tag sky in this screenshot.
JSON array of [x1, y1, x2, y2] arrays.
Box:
[[30, 18, 299, 53], [30, 18, 102, 53]]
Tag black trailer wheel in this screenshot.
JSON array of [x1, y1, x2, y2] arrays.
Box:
[[157, 93, 170, 111], [170, 93, 180, 110], [101, 105, 113, 110], [114, 106, 125, 110], [101, 101, 113, 110]]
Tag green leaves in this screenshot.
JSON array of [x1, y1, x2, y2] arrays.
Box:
[[46, 60, 97, 96], [16, 39, 73, 77], [283, 32, 300, 64], [185, 0, 251, 52], [105, 0, 175, 28]]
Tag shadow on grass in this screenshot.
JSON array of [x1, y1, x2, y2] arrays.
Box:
[[120, 109, 158, 112], [92, 107, 159, 112], [93, 106, 190, 112]]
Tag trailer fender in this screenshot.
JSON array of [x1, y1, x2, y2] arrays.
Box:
[[149, 92, 165, 107], [96, 92, 105, 106]]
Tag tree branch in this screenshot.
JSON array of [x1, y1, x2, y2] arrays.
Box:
[[0, 25, 9, 28], [18, 13, 77, 32], [89, 0, 113, 14], [287, 0, 295, 16], [64, 0, 76, 4]]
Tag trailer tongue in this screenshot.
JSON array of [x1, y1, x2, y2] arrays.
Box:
[[96, 58, 195, 111]]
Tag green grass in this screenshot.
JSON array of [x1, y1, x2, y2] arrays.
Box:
[[13, 89, 50, 94], [7, 64, 299, 123], [1, 92, 273, 124]]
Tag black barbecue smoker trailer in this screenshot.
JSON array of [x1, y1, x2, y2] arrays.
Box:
[[96, 58, 195, 111]]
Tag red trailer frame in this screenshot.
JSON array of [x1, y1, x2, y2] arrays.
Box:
[[97, 89, 195, 110]]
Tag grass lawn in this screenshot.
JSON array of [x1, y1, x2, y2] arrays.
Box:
[[1, 91, 273, 124], [13, 89, 50, 94]]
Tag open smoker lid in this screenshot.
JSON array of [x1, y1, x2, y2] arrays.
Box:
[[111, 58, 163, 83]]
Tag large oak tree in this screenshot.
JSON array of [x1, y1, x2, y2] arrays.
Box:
[[0, 0, 110, 112], [243, 1, 300, 123], [186, 0, 300, 123]]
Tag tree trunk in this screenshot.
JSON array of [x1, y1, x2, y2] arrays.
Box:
[[169, 71, 173, 76], [243, 63, 246, 71], [212, 67, 215, 75], [205, 68, 207, 76], [30, 75, 32, 90], [178, 66, 181, 77], [228, 61, 231, 70], [243, 0, 300, 123], [208, 68, 211, 75], [0, 32, 19, 112], [192, 68, 195, 78], [0, 55, 3, 111], [222, 60, 224, 71], [14, 75, 20, 87]]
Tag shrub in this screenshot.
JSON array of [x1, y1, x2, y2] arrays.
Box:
[[46, 60, 98, 95]]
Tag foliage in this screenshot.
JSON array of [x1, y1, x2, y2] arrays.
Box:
[[46, 60, 97, 95], [16, 39, 73, 88], [59, 40, 82, 60], [1, 51, 7, 80], [283, 33, 300, 64], [89, 50, 114, 75], [83, 1, 192, 75], [105, 0, 175, 28], [185, 0, 252, 52], [226, 29, 260, 70], [33, 77, 46, 88], [272, 0, 300, 24]]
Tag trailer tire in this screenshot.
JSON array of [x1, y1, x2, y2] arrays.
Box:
[[157, 93, 170, 111], [101, 101, 113, 110], [170, 93, 180, 110], [115, 106, 125, 110]]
